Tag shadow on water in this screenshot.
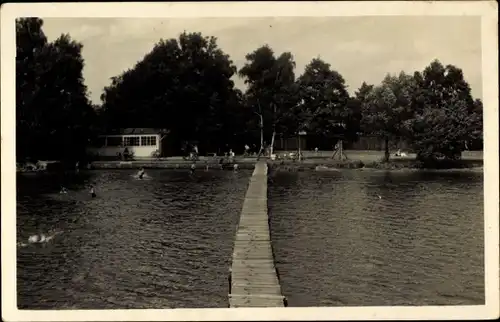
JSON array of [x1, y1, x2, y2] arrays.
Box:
[[17, 169, 252, 309], [268, 169, 484, 307]]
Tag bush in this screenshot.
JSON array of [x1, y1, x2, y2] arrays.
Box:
[[413, 158, 475, 169]]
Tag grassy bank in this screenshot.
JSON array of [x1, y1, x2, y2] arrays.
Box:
[[17, 150, 483, 172], [282, 149, 483, 162], [266, 149, 483, 171], [89, 159, 257, 170], [267, 158, 483, 171]]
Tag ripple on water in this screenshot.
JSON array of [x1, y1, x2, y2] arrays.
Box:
[[17, 169, 251, 309], [268, 170, 484, 307]]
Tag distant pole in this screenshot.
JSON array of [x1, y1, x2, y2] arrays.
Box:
[[298, 131, 306, 161], [298, 133, 301, 161]]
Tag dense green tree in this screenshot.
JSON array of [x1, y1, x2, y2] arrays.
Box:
[[361, 71, 417, 161], [469, 98, 484, 150], [100, 32, 242, 154], [408, 60, 483, 160], [16, 18, 94, 162], [355, 82, 374, 103], [352, 81, 375, 141], [239, 45, 299, 156], [297, 58, 358, 156]]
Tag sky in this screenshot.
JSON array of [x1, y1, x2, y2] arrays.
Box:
[[41, 16, 482, 104]]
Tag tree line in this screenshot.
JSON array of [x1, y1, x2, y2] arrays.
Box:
[[16, 18, 483, 163]]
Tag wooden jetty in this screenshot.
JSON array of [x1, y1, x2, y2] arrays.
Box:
[[229, 161, 286, 308]]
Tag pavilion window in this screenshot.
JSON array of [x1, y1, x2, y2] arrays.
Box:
[[124, 136, 140, 146], [141, 136, 157, 146]]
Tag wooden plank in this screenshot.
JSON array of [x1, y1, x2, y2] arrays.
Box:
[[234, 238, 271, 242], [231, 268, 277, 275], [232, 256, 274, 261], [242, 198, 267, 204], [235, 237, 271, 242], [233, 246, 272, 251], [231, 269, 277, 276], [234, 233, 271, 238], [232, 281, 282, 287], [232, 252, 273, 258], [233, 241, 273, 246], [239, 215, 269, 219], [233, 245, 272, 250], [231, 262, 277, 268], [232, 256, 275, 262], [230, 303, 283, 308], [231, 273, 279, 282], [241, 202, 267, 208], [233, 246, 272, 252], [233, 249, 273, 255], [230, 275, 279, 282], [239, 217, 267, 221], [229, 294, 285, 306], [238, 220, 269, 224], [235, 232, 270, 237], [233, 247, 273, 254], [233, 243, 272, 248], [233, 248, 272, 253], [236, 230, 270, 235], [231, 265, 277, 272], [231, 259, 276, 265], [238, 219, 268, 223], [237, 221, 269, 226], [230, 294, 284, 300], [231, 277, 279, 283], [232, 252, 273, 259], [230, 275, 279, 283], [236, 226, 270, 230]]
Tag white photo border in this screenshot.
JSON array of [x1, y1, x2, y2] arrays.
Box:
[[2, 1, 498, 321]]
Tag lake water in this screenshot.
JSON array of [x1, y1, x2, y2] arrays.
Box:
[[17, 168, 484, 308], [16, 169, 251, 309], [268, 169, 484, 306]]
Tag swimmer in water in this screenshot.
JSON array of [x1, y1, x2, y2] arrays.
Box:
[[138, 167, 145, 179], [190, 163, 196, 175], [90, 185, 96, 198], [233, 163, 239, 172], [28, 234, 45, 244]]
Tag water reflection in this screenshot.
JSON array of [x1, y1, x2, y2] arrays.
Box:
[[269, 169, 484, 306], [17, 169, 251, 309]]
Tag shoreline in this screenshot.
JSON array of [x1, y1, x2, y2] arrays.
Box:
[[16, 151, 484, 175], [267, 158, 483, 172], [16, 156, 484, 173]]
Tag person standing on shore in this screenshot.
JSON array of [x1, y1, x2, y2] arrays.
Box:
[[193, 145, 199, 159]]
